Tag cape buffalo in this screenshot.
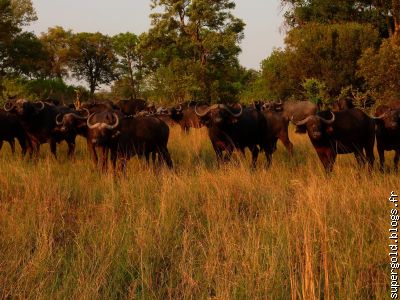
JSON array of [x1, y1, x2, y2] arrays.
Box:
[[195, 104, 274, 167], [110, 115, 173, 172], [4, 99, 76, 158], [170, 101, 208, 133], [373, 105, 400, 172], [86, 109, 121, 171], [0, 109, 29, 155], [116, 99, 147, 116], [293, 108, 375, 173]]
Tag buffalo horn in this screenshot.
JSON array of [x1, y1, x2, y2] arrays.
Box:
[[3, 101, 14, 112], [291, 115, 314, 126], [55, 113, 64, 125], [221, 104, 243, 117], [317, 111, 335, 124], [36, 101, 45, 111]]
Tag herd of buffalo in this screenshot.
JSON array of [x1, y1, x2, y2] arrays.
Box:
[[0, 96, 399, 173]]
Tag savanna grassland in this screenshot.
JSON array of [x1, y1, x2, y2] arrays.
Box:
[[0, 125, 397, 299]]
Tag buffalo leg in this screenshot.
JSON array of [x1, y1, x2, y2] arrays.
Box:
[[67, 140, 76, 159], [160, 147, 173, 168], [212, 143, 224, 164], [364, 146, 375, 172], [394, 150, 399, 173], [88, 141, 98, 165], [354, 152, 365, 169], [9, 139, 15, 154], [279, 134, 293, 156], [110, 148, 118, 171], [17, 136, 27, 157], [50, 140, 57, 159], [316, 148, 336, 173], [377, 145, 385, 172], [101, 147, 109, 172], [250, 146, 259, 168]]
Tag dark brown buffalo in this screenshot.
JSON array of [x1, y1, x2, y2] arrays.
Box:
[[0, 109, 29, 155], [293, 108, 375, 173], [195, 104, 274, 167], [253, 101, 293, 156], [86, 109, 121, 171], [110, 115, 173, 172], [332, 97, 355, 111], [169, 101, 208, 133], [4, 99, 76, 158], [373, 105, 400, 172], [116, 99, 146, 116]]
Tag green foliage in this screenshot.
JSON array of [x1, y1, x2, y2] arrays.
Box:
[[7, 32, 49, 78], [39, 26, 73, 79], [141, 0, 245, 103], [281, 0, 399, 38], [261, 23, 379, 100], [302, 78, 328, 105], [0, 77, 82, 103], [0, 0, 37, 76], [260, 49, 298, 100], [112, 32, 144, 99], [68, 32, 118, 96], [357, 37, 400, 101]]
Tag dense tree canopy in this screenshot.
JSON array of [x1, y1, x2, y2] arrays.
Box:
[[140, 0, 246, 102], [281, 0, 399, 38], [68, 32, 118, 96]]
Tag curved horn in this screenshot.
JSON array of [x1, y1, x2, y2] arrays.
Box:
[[104, 113, 120, 130], [291, 115, 314, 126], [372, 112, 388, 120], [221, 104, 243, 117], [176, 104, 182, 112], [317, 111, 335, 124], [55, 113, 64, 125], [87, 113, 100, 129], [195, 103, 211, 117], [36, 101, 45, 111], [79, 108, 90, 118], [3, 101, 14, 112], [275, 100, 283, 106]]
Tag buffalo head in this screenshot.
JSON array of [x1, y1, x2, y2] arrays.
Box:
[[292, 111, 335, 140], [195, 103, 243, 127], [373, 107, 400, 130], [4, 99, 45, 117], [86, 110, 121, 146], [55, 108, 90, 134]]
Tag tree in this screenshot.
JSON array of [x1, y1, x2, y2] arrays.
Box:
[[281, 0, 400, 38], [0, 0, 37, 76], [112, 32, 144, 99], [40, 26, 72, 79], [7, 31, 49, 78], [358, 37, 400, 101], [141, 0, 245, 103], [260, 23, 380, 99], [68, 32, 118, 97]]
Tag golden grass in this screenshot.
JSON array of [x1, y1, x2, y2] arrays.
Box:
[[0, 126, 397, 299]]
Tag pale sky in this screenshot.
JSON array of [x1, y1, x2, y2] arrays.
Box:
[[27, 0, 285, 70]]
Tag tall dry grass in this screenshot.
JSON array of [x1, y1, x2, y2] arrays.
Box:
[[0, 126, 397, 299]]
